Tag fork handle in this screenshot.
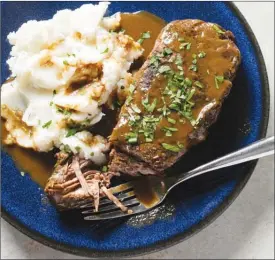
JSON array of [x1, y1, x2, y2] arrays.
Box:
[[178, 136, 274, 183]]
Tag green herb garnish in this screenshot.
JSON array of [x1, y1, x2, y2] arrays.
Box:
[[63, 60, 69, 65], [149, 55, 160, 68], [198, 51, 206, 58], [187, 88, 196, 101], [163, 48, 173, 56], [167, 117, 176, 124], [125, 132, 138, 144], [194, 81, 204, 89], [75, 146, 81, 152], [161, 143, 182, 152], [42, 120, 52, 129], [66, 128, 78, 137], [184, 78, 192, 87], [158, 65, 171, 74], [189, 64, 197, 72], [213, 24, 225, 34], [147, 98, 157, 112], [131, 104, 141, 114], [179, 42, 188, 50], [175, 54, 183, 65], [129, 84, 136, 94], [101, 48, 109, 54], [56, 106, 72, 116], [163, 126, 178, 132], [102, 165, 108, 172], [215, 75, 224, 89], [137, 31, 151, 44]]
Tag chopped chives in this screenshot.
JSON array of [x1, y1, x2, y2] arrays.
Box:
[[168, 117, 176, 124], [42, 120, 52, 129]]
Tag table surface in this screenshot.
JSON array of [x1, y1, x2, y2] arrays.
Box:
[[1, 2, 274, 259]]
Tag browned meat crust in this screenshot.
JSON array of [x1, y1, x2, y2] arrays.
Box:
[[109, 19, 241, 175]]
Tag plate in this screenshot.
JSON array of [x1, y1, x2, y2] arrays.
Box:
[[1, 1, 269, 258]]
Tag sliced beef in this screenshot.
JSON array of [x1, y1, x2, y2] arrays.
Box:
[[44, 152, 126, 212], [109, 19, 241, 175]]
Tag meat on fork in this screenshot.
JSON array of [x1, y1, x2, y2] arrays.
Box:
[[44, 152, 125, 212], [109, 19, 241, 175]]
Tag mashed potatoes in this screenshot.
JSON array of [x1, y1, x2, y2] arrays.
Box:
[[1, 2, 143, 165]]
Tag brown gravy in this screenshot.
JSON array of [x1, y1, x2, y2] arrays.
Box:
[[1, 11, 166, 197], [111, 19, 240, 151], [1, 123, 56, 186]]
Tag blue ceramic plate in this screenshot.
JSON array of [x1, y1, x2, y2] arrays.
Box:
[[1, 1, 269, 258]]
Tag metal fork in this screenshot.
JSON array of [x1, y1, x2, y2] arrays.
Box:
[[81, 136, 274, 220]]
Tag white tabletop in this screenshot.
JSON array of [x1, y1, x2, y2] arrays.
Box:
[[1, 2, 274, 259]]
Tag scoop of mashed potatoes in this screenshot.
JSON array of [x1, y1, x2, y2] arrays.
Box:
[[1, 2, 143, 165]]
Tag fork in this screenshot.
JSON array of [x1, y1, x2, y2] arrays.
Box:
[[81, 136, 274, 220]]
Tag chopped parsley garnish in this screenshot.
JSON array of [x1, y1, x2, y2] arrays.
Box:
[[147, 98, 157, 113], [123, 41, 206, 146], [62, 144, 71, 153], [66, 128, 78, 137], [125, 84, 136, 106], [179, 42, 189, 50], [169, 103, 179, 111], [75, 146, 81, 152], [162, 126, 178, 137], [131, 104, 141, 114], [56, 106, 72, 116], [167, 117, 176, 124], [194, 81, 204, 89], [101, 48, 109, 54], [184, 78, 192, 87], [125, 132, 138, 144], [213, 24, 225, 34], [63, 60, 69, 65], [163, 126, 178, 132], [149, 55, 161, 68], [67, 53, 76, 57], [158, 65, 171, 74], [178, 37, 185, 42], [90, 152, 94, 156], [198, 51, 206, 58], [165, 131, 172, 137], [42, 120, 52, 129], [189, 64, 197, 72], [102, 165, 108, 172], [215, 75, 224, 89], [161, 143, 182, 152], [175, 54, 183, 65], [129, 84, 136, 94], [187, 88, 196, 101], [163, 48, 173, 56], [137, 31, 151, 44]]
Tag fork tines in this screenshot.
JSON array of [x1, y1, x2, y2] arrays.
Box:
[[80, 181, 144, 220]]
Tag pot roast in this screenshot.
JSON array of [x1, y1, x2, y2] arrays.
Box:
[[45, 19, 241, 211]]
